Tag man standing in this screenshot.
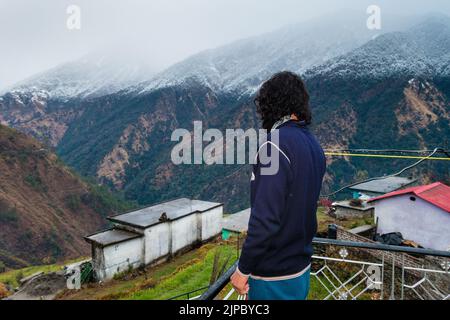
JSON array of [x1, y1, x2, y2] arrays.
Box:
[[230, 71, 326, 300]]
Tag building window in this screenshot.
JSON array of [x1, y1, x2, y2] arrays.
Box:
[[410, 196, 416, 202]]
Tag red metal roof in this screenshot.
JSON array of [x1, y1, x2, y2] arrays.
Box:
[[368, 182, 450, 213]]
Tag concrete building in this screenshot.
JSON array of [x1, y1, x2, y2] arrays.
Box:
[[331, 200, 374, 220], [85, 198, 223, 281], [222, 208, 251, 240], [350, 176, 417, 198], [368, 182, 450, 251]]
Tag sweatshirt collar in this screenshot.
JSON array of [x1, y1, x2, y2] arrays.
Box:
[[271, 115, 293, 132], [271, 117, 307, 132]]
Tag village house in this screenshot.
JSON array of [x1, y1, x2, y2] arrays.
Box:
[[331, 199, 374, 220], [85, 198, 223, 281], [350, 176, 417, 198], [368, 182, 450, 251], [222, 208, 251, 240]]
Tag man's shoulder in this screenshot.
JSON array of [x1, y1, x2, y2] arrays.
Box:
[[271, 125, 324, 159], [269, 125, 301, 140], [269, 125, 309, 149]]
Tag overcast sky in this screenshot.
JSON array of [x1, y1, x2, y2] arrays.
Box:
[[1, 0, 450, 89]]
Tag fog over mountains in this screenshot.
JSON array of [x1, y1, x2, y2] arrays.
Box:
[[1, 50, 157, 100], [306, 14, 450, 80], [1, 12, 422, 99], [1, 12, 449, 211]]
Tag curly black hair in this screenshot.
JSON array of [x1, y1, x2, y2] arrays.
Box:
[[254, 71, 311, 130]]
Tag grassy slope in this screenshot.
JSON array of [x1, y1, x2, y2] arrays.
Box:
[[129, 243, 238, 300], [1, 207, 374, 300], [0, 257, 87, 288], [56, 240, 239, 300], [55, 238, 333, 300]]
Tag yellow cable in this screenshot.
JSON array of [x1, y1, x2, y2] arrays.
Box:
[[324, 152, 450, 161]]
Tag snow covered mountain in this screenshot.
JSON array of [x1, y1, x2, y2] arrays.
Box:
[[1, 50, 157, 100], [0, 50, 157, 145], [1, 13, 449, 211], [0, 12, 419, 102], [135, 13, 435, 96], [136, 14, 378, 95], [305, 15, 450, 80], [0, 12, 383, 147]]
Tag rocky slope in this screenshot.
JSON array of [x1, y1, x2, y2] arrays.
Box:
[[0, 50, 156, 147], [0, 125, 131, 268]]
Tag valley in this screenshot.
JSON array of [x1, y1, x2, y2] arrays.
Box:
[[0, 125, 133, 268], [0, 13, 449, 270]]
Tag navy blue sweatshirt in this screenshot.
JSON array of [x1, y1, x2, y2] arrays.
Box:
[[238, 120, 326, 277]]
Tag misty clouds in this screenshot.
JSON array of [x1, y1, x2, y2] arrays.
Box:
[[1, 0, 450, 90]]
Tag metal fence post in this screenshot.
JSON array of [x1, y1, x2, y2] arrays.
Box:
[[401, 253, 405, 300], [380, 252, 385, 300], [390, 255, 396, 300]]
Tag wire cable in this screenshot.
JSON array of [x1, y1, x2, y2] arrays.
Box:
[[324, 152, 450, 161], [320, 147, 446, 198], [195, 147, 448, 199], [324, 148, 449, 155]]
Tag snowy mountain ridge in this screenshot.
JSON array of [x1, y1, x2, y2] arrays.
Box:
[[1, 51, 157, 101], [2, 13, 449, 102], [134, 14, 379, 95], [305, 15, 450, 80]]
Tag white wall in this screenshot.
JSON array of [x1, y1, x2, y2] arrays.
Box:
[[200, 206, 223, 241], [93, 205, 224, 281], [142, 205, 223, 259], [144, 223, 170, 265], [98, 237, 144, 281], [374, 195, 450, 251], [171, 214, 199, 253]]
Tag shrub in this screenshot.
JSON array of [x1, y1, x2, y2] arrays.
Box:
[[0, 283, 10, 299], [0, 261, 6, 273], [42, 230, 62, 260], [0, 209, 18, 223], [24, 174, 47, 192], [81, 185, 135, 217], [65, 194, 81, 211], [15, 271, 24, 284], [0, 200, 18, 224]]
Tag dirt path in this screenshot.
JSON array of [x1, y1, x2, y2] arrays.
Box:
[[6, 272, 66, 300]]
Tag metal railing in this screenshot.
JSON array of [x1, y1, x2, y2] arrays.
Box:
[[199, 238, 450, 300], [167, 286, 210, 300]]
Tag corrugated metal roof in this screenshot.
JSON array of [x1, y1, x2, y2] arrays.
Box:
[[222, 208, 251, 233], [108, 198, 222, 228], [349, 176, 416, 193], [85, 228, 142, 247], [368, 182, 450, 213], [332, 200, 374, 211]]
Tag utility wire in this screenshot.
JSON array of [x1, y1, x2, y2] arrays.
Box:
[[320, 147, 447, 199], [196, 147, 449, 199], [324, 152, 450, 161], [324, 148, 450, 155]]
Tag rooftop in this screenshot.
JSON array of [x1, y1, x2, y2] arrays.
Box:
[[332, 200, 374, 211], [85, 228, 142, 247], [222, 208, 251, 233], [368, 182, 450, 213], [349, 176, 417, 194], [108, 198, 222, 229]]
